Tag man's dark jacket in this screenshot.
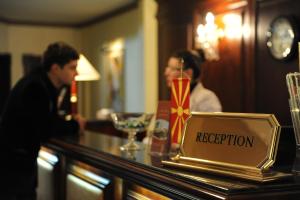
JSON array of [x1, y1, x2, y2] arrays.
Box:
[[0, 68, 79, 193]]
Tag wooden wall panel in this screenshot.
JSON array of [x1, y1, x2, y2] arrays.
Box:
[[201, 11, 244, 112], [158, 24, 192, 100], [156, 0, 255, 112], [256, 0, 300, 125], [195, 0, 253, 112], [156, 0, 198, 100], [156, 0, 300, 125]]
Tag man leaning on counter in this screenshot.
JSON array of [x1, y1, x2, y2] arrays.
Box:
[[0, 42, 85, 200]]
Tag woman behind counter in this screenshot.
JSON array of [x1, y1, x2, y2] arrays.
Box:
[[164, 49, 222, 112]]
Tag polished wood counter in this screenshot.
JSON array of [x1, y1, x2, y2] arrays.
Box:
[[85, 120, 146, 141], [43, 131, 300, 200]]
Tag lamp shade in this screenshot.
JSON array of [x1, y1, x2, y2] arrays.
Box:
[[75, 54, 101, 81]]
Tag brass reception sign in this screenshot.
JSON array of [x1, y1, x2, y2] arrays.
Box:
[[163, 112, 292, 182]]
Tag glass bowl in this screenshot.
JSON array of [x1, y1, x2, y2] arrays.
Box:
[[111, 112, 154, 151]]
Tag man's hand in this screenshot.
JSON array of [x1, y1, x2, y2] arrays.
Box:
[[73, 114, 86, 134]]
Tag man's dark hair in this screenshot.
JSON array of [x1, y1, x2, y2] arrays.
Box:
[[171, 49, 205, 81], [43, 42, 79, 72]]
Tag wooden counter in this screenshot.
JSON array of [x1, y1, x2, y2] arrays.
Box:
[[42, 131, 300, 200]]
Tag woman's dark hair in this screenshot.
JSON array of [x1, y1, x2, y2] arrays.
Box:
[[43, 42, 79, 72], [171, 49, 205, 81]]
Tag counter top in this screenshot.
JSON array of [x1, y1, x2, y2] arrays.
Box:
[[44, 131, 300, 200]]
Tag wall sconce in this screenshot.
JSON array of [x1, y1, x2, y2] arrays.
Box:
[[222, 14, 243, 39], [195, 12, 222, 61], [195, 12, 244, 61]]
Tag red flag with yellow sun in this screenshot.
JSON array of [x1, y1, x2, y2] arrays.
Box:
[[170, 78, 190, 144]]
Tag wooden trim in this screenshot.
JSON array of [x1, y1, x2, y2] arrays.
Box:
[[0, 17, 77, 28], [243, 0, 256, 112]]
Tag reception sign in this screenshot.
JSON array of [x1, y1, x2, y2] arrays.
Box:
[[163, 112, 292, 182]]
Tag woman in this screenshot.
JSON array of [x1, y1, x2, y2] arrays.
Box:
[[164, 49, 222, 112]]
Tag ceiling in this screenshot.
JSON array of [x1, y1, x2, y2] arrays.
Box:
[[0, 0, 137, 27]]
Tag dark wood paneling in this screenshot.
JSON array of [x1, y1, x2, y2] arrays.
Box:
[[158, 24, 193, 100], [156, 0, 255, 113], [156, 0, 198, 100], [200, 11, 244, 112], [256, 0, 300, 125], [201, 36, 243, 112], [0, 54, 11, 115], [157, 0, 300, 124], [194, 0, 254, 112]]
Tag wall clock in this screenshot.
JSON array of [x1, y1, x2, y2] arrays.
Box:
[[266, 16, 298, 61]]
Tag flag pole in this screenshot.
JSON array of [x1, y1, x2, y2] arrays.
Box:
[[298, 42, 300, 71], [180, 58, 184, 78]]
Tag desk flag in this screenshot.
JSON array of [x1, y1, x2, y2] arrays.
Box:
[[70, 80, 78, 114], [170, 78, 190, 144]]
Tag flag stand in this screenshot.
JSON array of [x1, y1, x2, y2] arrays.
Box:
[[169, 58, 191, 154]]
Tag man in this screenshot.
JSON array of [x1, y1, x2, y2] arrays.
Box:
[[164, 49, 222, 112], [0, 42, 85, 199]]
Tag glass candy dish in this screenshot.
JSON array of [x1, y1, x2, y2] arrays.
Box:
[[111, 113, 154, 151]]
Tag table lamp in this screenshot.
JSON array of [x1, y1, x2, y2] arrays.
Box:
[[70, 54, 101, 115]]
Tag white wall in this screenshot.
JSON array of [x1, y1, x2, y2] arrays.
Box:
[[80, 0, 158, 118], [0, 0, 158, 119], [124, 30, 144, 112], [6, 25, 81, 86], [80, 5, 143, 116], [142, 0, 158, 113], [0, 23, 8, 53]]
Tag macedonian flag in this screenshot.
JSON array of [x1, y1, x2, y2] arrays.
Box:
[[170, 78, 190, 144]]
